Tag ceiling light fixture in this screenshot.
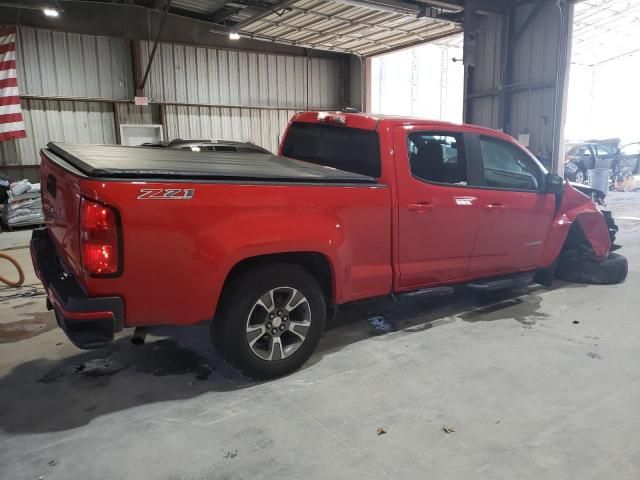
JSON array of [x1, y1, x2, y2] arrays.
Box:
[[43, 8, 60, 17], [229, 31, 241, 40]]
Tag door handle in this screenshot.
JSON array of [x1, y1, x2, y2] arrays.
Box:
[[485, 203, 506, 212], [408, 202, 435, 213]]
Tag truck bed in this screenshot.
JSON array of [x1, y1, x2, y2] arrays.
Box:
[[47, 142, 377, 184]]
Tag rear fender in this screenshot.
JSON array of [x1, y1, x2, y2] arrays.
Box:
[[540, 184, 612, 266]]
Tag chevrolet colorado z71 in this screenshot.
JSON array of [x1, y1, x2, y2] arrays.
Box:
[[31, 112, 626, 379]]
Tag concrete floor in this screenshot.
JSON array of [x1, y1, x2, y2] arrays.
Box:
[[1, 192, 639, 480]]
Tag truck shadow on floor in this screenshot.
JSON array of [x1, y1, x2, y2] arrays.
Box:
[[0, 286, 553, 434]]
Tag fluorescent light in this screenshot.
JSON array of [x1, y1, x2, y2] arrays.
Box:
[[229, 31, 241, 40], [43, 8, 60, 17]]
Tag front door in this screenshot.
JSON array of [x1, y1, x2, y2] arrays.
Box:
[[468, 135, 556, 276], [394, 126, 483, 288]]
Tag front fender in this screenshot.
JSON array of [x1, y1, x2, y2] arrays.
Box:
[[540, 184, 612, 266]]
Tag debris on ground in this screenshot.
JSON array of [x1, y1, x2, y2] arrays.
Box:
[[38, 354, 129, 383], [368, 315, 396, 333], [47, 460, 57, 467], [79, 356, 129, 377], [442, 425, 456, 433], [194, 363, 213, 380], [37, 339, 213, 383], [377, 427, 387, 436], [222, 449, 238, 459], [572, 320, 580, 325], [587, 352, 602, 359]]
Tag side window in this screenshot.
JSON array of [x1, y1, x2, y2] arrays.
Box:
[[581, 147, 592, 157], [479, 136, 543, 191], [622, 144, 640, 156], [596, 145, 611, 156], [407, 133, 467, 185]]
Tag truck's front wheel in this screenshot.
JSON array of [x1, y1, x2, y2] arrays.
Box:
[[212, 263, 326, 379]]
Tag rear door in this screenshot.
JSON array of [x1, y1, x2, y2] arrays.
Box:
[[393, 126, 484, 288], [467, 135, 556, 275], [595, 144, 617, 170], [620, 143, 640, 173]]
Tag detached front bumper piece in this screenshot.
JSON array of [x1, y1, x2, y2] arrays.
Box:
[[30, 228, 124, 349]]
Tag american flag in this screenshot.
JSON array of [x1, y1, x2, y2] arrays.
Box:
[[0, 27, 26, 142]]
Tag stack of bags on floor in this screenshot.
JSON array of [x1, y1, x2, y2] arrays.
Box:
[[3, 179, 44, 228], [0, 174, 9, 223]]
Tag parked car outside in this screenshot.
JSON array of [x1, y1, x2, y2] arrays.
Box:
[[564, 141, 620, 184]]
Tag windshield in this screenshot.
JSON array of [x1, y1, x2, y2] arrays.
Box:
[[281, 122, 381, 178]]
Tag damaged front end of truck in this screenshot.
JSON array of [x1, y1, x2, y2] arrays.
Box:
[[552, 182, 627, 284]]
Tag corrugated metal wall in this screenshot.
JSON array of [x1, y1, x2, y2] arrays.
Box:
[[165, 106, 297, 153], [0, 99, 116, 181], [142, 41, 341, 109], [17, 27, 133, 100], [142, 40, 342, 154], [465, 2, 573, 172], [1, 27, 128, 178], [507, 2, 565, 158], [116, 103, 161, 125], [0, 99, 116, 166], [1, 26, 345, 179], [466, 13, 503, 129]]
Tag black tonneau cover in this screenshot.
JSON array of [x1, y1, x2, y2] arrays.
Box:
[[47, 142, 377, 184]]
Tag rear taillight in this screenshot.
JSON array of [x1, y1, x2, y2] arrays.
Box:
[[80, 197, 121, 276]]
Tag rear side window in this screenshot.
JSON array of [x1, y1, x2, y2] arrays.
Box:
[[479, 136, 543, 191], [282, 122, 381, 177], [407, 133, 467, 185], [622, 143, 640, 155]]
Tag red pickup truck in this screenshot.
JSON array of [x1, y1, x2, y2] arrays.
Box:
[[31, 111, 626, 378]]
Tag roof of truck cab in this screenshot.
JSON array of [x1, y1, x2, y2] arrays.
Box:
[[292, 111, 518, 142], [45, 142, 378, 184]]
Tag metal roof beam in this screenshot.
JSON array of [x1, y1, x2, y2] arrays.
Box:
[[240, 16, 394, 48], [233, 0, 299, 30], [273, 4, 456, 35]]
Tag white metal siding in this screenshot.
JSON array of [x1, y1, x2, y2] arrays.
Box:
[[0, 99, 116, 166], [142, 41, 341, 109], [164, 105, 297, 154], [116, 103, 161, 125], [466, 13, 503, 130], [16, 27, 133, 100]]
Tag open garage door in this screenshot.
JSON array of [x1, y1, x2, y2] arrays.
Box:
[[566, 0, 640, 145]]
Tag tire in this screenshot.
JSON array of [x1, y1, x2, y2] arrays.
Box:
[[556, 253, 628, 285], [575, 169, 587, 185], [211, 263, 326, 379]]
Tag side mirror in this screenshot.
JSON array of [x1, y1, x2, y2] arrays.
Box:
[[546, 173, 564, 195]]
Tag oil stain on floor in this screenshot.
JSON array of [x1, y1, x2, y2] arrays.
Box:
[[0, 311, 56, 343], [37, 339, 214, 384]]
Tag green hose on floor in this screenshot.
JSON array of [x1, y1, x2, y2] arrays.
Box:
[[0, 253, 25, 287]]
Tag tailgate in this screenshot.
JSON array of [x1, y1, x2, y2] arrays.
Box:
[[40, 148, 84, 281]]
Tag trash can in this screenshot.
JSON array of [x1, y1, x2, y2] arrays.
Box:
[[587, 168, 610, 196]]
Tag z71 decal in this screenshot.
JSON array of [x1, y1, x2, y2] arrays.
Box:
[[137, 188, 195, 200]]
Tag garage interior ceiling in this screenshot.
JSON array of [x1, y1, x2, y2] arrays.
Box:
[[572, 0, 640, 66], [45, 0, 464, 56], [226, 0, 463, 56]]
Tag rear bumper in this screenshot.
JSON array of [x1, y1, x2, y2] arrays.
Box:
[[30, 228, 124, 349]]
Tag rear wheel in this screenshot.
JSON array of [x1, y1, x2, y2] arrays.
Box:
[[212, 263, 326, 379], [556, 253, 628, 285]]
